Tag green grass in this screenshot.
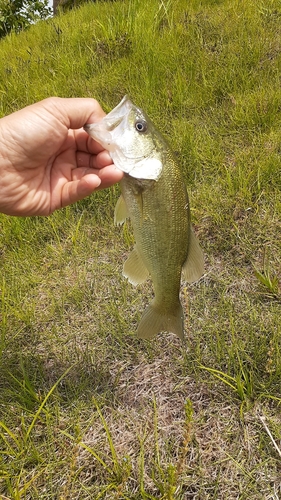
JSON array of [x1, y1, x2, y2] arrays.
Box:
[[0, 0, 281, 497]]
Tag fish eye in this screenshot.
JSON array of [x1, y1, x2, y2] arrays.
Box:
[[135, 120, 147, 133]]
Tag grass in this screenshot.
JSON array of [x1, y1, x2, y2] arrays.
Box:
[[0, 0, 281, 497]]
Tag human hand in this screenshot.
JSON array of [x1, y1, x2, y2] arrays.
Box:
[[0, 97, 123, 216]]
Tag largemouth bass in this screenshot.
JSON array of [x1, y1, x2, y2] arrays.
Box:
[[84, 96, 204, 339]]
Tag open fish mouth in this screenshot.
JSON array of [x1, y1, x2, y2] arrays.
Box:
[[84, 95, 132, 134], [102, 95, 133, 124], [83, 95, 134, 150]]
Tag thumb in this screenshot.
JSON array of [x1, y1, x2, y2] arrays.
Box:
[[41, 97, 106, 130]]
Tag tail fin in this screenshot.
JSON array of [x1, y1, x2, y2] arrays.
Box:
[[136, 300, 184, 340]]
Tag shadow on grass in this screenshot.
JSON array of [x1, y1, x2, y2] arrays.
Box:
[[0, 351, 120, 416]]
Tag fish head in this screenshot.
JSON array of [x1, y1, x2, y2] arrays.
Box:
[[84, 95, 163, 181]]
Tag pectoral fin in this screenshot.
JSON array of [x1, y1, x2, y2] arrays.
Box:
[[182, 227, 204, 283], [123, 245, 149, 285], [114, 194, 129, 226]]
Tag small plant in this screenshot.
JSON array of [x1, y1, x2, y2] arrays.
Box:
[[254, 251, 280, 299], [199, 364, 254, 404]]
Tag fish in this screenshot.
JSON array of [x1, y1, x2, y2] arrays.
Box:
[[84, 95, 204, 339]]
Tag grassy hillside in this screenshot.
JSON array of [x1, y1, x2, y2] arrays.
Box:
[[0, 0, 281, 498]]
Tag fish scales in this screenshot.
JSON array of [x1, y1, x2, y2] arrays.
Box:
[[121, 150, 189, 306]]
